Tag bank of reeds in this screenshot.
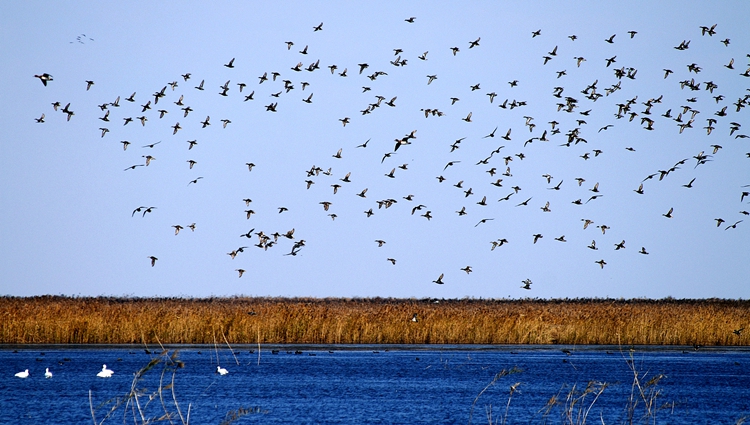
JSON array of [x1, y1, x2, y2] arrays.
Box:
[[1, 296, 747, 346]]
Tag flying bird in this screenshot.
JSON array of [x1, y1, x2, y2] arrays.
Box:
[[34, 73, 53, 86]]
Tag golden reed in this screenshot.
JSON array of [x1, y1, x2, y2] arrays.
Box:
[[1, 296, 747, 346]]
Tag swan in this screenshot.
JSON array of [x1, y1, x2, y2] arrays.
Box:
[[45, 368, 53, 378], [217, 366, 228, 375], [97, 364, 114, 378], [15, 369, 29, 378]]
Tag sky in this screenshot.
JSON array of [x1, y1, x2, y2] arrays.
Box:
[[1, 1, 748, 299]]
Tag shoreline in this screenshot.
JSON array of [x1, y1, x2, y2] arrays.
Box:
[[2, 343, 750, 352]]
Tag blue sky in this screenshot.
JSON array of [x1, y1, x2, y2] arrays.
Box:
[[1, 1, 748, 298]]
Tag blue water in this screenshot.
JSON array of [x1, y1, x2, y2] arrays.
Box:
[[1, 345, 748, 424]]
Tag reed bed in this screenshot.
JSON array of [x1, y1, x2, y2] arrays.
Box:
[[1, 296, 747, 346]]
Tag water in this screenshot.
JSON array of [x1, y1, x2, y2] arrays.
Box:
[[1, 345, 748, 424]]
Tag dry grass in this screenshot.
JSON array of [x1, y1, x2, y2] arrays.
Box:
[[0, 296, 747, 345]]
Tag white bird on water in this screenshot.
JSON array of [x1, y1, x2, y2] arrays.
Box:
[[217, 366, 229, 375], [45, 368, 53, 378], [97, 364, 114, 378], [15, 369, 29, 378]]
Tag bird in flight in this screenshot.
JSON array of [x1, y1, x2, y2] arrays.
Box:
[[34, 73, 53, 86]]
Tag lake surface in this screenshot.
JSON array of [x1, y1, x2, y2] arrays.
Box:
[[1, 345, 748, 424]]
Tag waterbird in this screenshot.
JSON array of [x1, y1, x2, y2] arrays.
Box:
[[15, 369, 29, 378], [34, 73, 53, 86], [45, 368, 52, 378], [97, 365, 114, 378], [217, 366, 229, 375]]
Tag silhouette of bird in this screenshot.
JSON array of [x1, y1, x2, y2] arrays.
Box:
[[725, 220, 743, 230], [34, 73, 53, 86], [432, 273, 444, 284], [521, 279, 532, 290]]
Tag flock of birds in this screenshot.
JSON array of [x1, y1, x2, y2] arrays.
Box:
[[30, 17, 748, 293], [12, 363, 238, 379], [13, 364, 111, 379]]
